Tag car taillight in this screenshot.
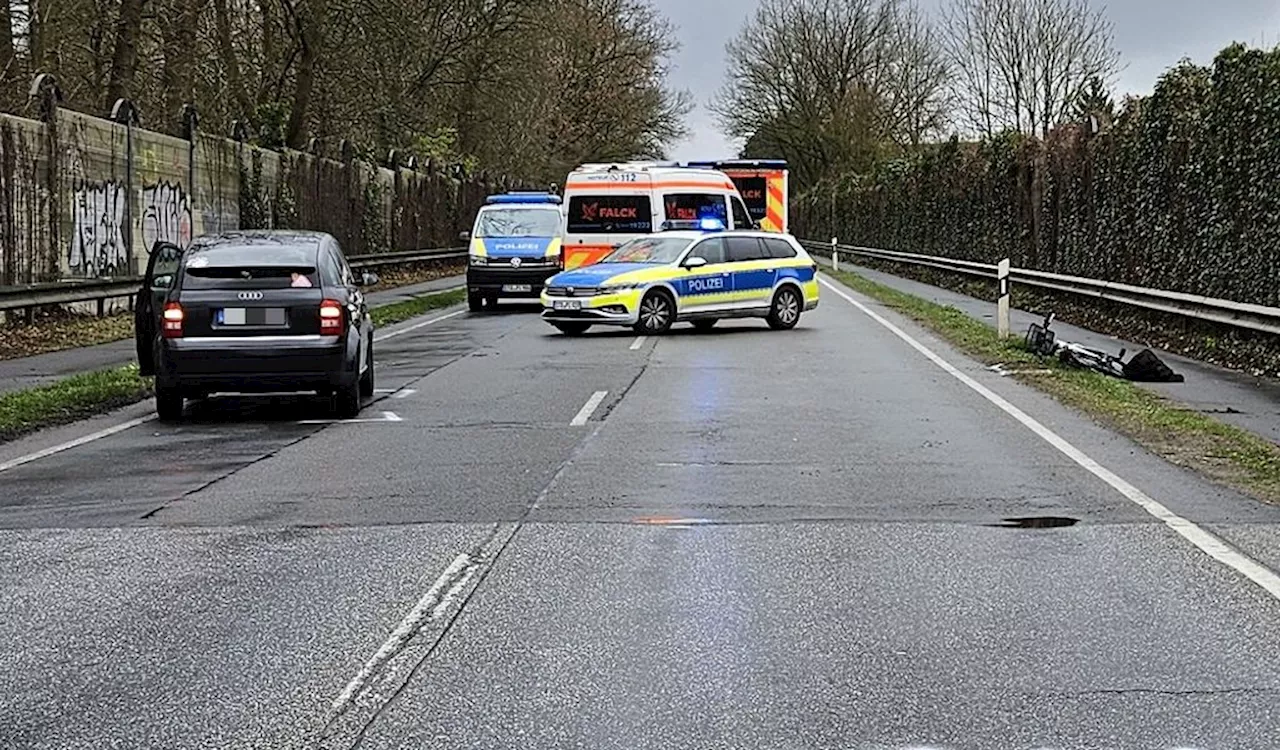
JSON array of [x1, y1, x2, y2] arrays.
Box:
[[319, 299, 345, 335], [162, 302, 184, 338]]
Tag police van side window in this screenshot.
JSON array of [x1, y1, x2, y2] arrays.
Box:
[[726, 236, 766, 263], [762, 238, 797, 259], [691, 238, 727, 264], [730, 197, 752, 229]]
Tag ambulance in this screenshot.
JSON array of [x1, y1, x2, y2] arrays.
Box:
[[684, 159, 789, 233], [559, 162, 756, 269]]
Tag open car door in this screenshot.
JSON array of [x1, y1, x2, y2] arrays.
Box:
[[135, 241, 184, 376]]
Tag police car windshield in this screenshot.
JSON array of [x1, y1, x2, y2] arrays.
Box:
[[475, 208, 562, 238], [599, 237, 690, 264]]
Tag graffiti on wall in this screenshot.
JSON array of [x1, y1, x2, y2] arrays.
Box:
[[142, 181, 193, 251], [69, 179, 127, 277]]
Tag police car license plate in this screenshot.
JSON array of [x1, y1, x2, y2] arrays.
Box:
[[553, 300, 581, 311], [502, 284, 532, 293]]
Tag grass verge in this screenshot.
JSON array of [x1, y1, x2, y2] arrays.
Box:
[[0, 364, 152, 442], [370, 288, 466, 327], [823, 266, 1280, 504], [0, 287, 467, 446]]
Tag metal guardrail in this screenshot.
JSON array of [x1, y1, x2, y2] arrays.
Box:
[[802, 240, 1280, 337], [0, 246, 466, 315]]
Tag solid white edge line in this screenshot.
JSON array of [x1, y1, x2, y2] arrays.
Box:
[[629, 336, 647, 350], [374, 309, 466, 342], [570, 390, 608, 426], [2, 306, 464, 474], [0, 415, 156, 474], [817, 274, 1280, 602]]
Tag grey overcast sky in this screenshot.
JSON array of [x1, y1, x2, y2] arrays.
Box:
[[655, 0, 1280, 161]]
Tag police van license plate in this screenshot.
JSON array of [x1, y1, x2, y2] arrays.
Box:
[[553, 300, 581, 311], [502, 284, 532, 293]]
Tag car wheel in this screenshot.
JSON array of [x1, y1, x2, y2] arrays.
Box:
[[554, 322, 591, 336], [359, 339, 375, 398], [467, 291, 483, 312], [767, 286, 802, 330], [692, 319, 718, 332], [332, 378, 362, 419], [634, 290, 674, 334], [155, 386, 184, 422]]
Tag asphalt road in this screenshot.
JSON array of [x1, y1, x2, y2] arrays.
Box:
[[2, 273, 1280, 749]]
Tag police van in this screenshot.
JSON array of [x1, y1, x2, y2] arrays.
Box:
[[560, 162, 757, 270], [461, 192, 565, 311], [685, 159, 789, 233]]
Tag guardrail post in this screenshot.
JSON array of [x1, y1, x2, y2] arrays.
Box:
[[831, 237, 838, 271], [997, 258, 1011, 338]]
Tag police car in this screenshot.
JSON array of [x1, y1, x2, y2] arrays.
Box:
[[462, 192, 565, 311], [540, 219, 818, 335]]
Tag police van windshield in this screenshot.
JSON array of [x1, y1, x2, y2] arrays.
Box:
[[600, 236, 690, 264], [474, 208, 562, 238]]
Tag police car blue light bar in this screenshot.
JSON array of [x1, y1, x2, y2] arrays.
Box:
[[659, 219, 726, 232], [486, 192, 562, 205]]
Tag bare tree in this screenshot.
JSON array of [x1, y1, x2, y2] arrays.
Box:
[[711, 0, 949, 186], [942, 0, 1120, 138], [105, 0, 147, 113]]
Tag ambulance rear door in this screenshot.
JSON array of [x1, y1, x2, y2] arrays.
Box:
[[562, 172, 657, 269]]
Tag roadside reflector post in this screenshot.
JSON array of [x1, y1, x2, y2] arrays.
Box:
[[997, 258, 1011, 339], [831, 237, 839, 271]]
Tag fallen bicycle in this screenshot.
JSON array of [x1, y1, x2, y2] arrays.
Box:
[[1023, 312, 1184, 383]]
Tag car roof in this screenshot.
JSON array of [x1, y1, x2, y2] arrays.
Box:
[[653, 230, 799, 242], [190, 230, 332, 250]]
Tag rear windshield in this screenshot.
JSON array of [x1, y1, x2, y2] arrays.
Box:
[[181, 245, 319, 289], [663, 193, 727, 223], [567, 195, 652, 234], [732, 177, 768, 222]]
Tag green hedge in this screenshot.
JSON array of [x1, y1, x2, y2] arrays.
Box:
[[794, 43, 1280, 307]]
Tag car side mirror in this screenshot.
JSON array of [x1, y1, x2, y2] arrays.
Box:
[[358, 271, 379, 287], [458, 230, 470, 242], [683, 256, 707, 270]]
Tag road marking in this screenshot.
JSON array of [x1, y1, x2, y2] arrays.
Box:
[[297, 411, 402, 425], [374, 309, 466, 343], [818, 275, 1280, 602], [570, 390, 608, 426], [329, 553, 475, 714], [0, 415, 157, 474], [391, 388, 417, 399], [629, 335, 647, 350]]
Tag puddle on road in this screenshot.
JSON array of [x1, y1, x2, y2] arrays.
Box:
[[987, 516, 1080, 529]]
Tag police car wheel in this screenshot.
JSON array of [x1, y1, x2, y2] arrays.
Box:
[[554, 322, 591, 336], [692, 319, 718, 332], [767, 287, 802, 330], [467, 292, 483, 312], [635, 291, 674, 334]]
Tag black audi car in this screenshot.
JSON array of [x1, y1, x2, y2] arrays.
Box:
[[135, 231, 377, 421]]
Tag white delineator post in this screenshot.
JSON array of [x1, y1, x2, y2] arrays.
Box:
[[831, 237, 839, 271], [997, 258, 1011, 339]]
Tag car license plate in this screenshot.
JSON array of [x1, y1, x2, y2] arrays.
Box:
[[218, 307, 286, 326], [502, 284, 532, 293], [553, 300, 581, 311]]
